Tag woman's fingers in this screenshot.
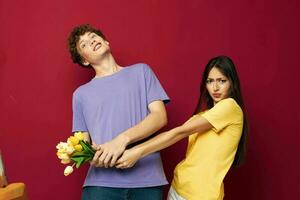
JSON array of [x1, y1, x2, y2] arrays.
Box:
[[115, 162, 128, 169]]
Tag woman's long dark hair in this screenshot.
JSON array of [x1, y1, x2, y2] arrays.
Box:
[[193, 56, 248, 167]]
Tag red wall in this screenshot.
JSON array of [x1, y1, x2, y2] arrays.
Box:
[[0, 0, 299, 199]]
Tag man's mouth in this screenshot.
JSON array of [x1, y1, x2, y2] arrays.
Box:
[[94, 43, 102, 51]]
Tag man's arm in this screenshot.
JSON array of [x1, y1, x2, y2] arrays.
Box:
[[121, 100, 168, 144], [91, 100, 167, 168]]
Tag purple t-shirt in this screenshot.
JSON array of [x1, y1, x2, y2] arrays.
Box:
[[72, 63, 170, 188]]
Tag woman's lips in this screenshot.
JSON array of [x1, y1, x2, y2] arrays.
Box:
[[213, 93, 221, 98]]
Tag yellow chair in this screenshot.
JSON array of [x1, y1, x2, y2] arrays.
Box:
[[0, 182, 28, 200], [0, 151, 28, 200]]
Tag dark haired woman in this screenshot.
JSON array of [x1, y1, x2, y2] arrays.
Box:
[[116, 56, 248, 200]]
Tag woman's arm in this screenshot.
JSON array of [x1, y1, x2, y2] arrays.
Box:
[[116, 115, 213, 168]]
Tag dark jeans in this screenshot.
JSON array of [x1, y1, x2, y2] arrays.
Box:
[[82, 185, 163, 200]]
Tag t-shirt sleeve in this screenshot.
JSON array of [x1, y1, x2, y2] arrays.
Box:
[[72, 92, 88, 132], [202, 98, 242, 133], [143, 64, 170, 105]]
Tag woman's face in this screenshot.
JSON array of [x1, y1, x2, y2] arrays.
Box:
[[206, 67, 231, 104]]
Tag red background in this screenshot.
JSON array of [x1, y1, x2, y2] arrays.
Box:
[[0, 0, 299, 199]]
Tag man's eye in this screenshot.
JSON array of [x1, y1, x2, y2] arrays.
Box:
[[92, 35, 96, 38], [81, 44, 85, 48]]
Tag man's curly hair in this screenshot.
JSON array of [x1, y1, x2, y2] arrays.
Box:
[[68, 24, 107, 68]]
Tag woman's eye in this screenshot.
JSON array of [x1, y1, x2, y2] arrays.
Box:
[[81, 44, 85, 48], [206, 80, 213, 84]]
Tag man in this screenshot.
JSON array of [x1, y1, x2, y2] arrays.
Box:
[[68, 24, 170, 200]]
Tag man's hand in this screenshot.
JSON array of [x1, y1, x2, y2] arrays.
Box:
[[91, 135, 129, 168], [115, 148, 142, 169]]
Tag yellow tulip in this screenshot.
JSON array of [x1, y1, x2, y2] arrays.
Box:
[[57, 152, 70, 160], [74, 132, 85, 141], [64, 166, 74, 176], [74, 144, 83, 152], [68, 136, 79, 146], [57, 149, 65, 154], [61, 158, 71, 164], [56, 151, 62, 157]]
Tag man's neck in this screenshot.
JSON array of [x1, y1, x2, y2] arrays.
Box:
[[92, 54, 121, 78]]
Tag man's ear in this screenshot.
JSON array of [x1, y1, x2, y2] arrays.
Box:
[[105, 40, 109, 45]]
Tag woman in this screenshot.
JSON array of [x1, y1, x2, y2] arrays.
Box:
[[116, 56, 248, 200]]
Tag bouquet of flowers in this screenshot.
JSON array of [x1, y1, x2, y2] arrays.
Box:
[[56, 132, 95, 176]]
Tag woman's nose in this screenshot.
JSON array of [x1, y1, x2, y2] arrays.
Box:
[[213, 82, 219, 91]]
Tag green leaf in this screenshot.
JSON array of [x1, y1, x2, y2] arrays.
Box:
[[80, 141, 96, 155], [71, 157, 80, 162], [72, 151, 92, 158], [75, 157, 85, 168], [69, 141, 96, 169]]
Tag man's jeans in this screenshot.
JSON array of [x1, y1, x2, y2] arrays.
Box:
[[82, 185, 163, 200]]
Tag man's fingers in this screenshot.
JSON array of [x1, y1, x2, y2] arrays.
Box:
[[115, 157, 123, 165], [92, 143, 102, 152], [91, 149, 102, 165], [98, 151, 108, 166], [103, 153, 112, 168], [109, 150, 124, 167], [109, 155, 119, 167]]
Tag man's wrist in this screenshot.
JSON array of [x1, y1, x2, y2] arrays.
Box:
[[117, 134, 130, 147]]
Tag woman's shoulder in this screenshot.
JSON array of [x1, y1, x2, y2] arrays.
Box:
[[212, 98, 243, 118], [218, 98, 241, 109]]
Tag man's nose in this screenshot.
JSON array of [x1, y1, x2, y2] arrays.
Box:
[[90, 39, 95, 46]]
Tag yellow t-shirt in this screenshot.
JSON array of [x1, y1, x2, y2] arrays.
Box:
[[172, 98, 243, 200]]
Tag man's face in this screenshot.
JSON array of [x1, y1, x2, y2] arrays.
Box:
[[76, 32, 110, 66]]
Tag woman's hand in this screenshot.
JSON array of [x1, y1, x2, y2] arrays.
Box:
[[90, 135, 129, 168], [115, 148, 142, 169]]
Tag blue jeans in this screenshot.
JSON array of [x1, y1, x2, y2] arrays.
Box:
[[82, 186, 163, 200]]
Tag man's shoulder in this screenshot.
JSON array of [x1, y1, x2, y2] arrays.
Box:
[[126, 63, 150, 71], [72, 82, 92, 97]]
